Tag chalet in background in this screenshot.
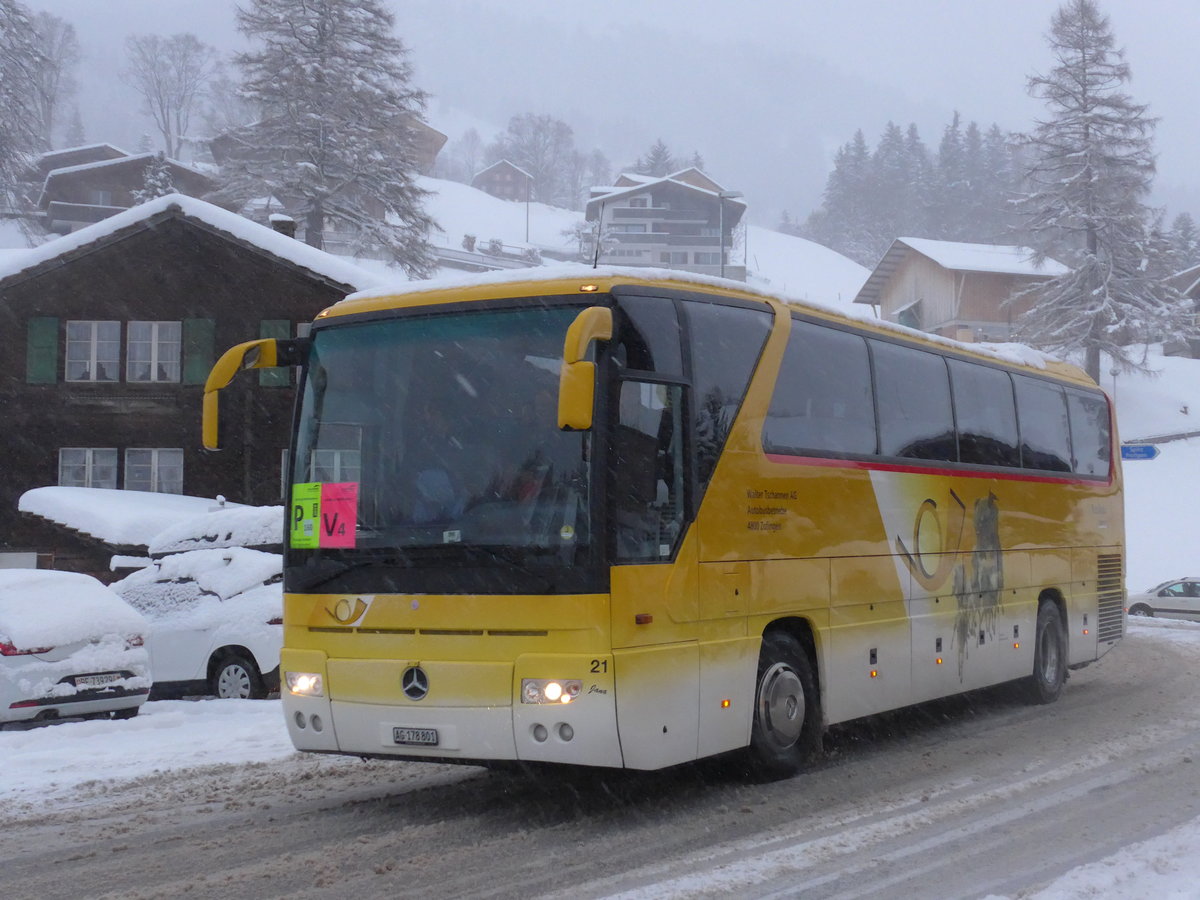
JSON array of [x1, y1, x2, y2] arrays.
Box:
[[0, 194, 381, 574], [853, 237, 1068, 343], [584, 168, 748, 281]]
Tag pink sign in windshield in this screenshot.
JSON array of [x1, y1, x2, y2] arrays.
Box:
[[319, 482, 359, 548]]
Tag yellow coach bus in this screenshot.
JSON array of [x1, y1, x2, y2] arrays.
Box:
[[204, 269, 1124, 775]]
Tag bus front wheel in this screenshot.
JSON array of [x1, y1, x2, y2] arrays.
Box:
[[1024, 602, 1067, 704], [748, 632, 821, 777]]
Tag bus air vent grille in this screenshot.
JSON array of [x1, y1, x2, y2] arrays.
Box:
[[1096, 553, 1125, 643]]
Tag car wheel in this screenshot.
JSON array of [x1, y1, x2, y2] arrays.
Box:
[[1024, 602, 1067, 704], [211, 653, 267, 700], [747, 632, 822, 777], [1128, 604, 1154, 617], [112, 707, 139, 720]]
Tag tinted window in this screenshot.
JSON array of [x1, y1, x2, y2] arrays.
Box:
[[613, 295, 682, 376], [872, 340, 955, 460], [687, 301, 774, 487], [1067, 390, 1111, 477], [949, 359, 1019, 467], [764, 319, 876, 456], [1014, 376, 1071, 471]]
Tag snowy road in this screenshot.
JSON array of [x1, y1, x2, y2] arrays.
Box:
[[3, 620, 1200, 899]]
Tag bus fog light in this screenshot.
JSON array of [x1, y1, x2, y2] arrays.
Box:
[[532, 723, 548, 742], [294, 711, 306, 729], [558, 723, 574, 742], [286, 671, 323, 697], [310, 714, 324, 733], [521, 678, 582, 704]]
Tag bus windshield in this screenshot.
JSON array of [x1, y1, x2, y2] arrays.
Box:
[[288, 303, 594, 592]]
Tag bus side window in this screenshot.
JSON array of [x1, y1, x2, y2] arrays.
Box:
[[1014, 375, 1072, 472], [948, 359, 1019, 467], [612, 381, 685, 561], [613, 295, 683, 376], [871, 340, 956, 461], [763, 319, 876, 457], [686, 302, 773, 491], [1066, 390, 1111, 476]]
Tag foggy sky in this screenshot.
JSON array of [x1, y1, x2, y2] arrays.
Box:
[[23, 0, 1200, 226]]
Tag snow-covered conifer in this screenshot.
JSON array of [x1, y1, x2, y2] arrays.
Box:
[[1015, 0, 1189, 381], [214, 0, 435, 276], [133, 152, 175, 204]]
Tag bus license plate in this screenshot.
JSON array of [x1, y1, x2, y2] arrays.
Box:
[[393, 727, 439, 746]]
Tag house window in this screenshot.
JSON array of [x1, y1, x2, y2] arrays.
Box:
[[310, 448, 362, 483], [127, 321, 182, 382], [90, 189, 113, 206], [693, 252, 721, 265], [609, 249, 644, 257], [125, 448, 184, 493], [659, 252, 688, 264], [610, 224, 647, 233], [700, 227, 721, 237], [65, 320, 120, 382], [629, 197, 649, 208], [59, 448, 118, 488]]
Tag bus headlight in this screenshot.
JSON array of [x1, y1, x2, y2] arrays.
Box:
[[521, 678, 581, 704], [286, 671, 324, 697]]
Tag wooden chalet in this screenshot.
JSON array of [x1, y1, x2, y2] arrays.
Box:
[[471, 160, 534, 201], [0, 194, 380, 573], [853, 237, 1069, 342]]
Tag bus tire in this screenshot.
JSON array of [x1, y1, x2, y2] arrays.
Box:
[[1024, 602, 1067, 705], [748, 632, 821, 777]]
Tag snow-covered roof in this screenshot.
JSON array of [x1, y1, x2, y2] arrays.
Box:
[[0, 193, 384, 292], [585, 175, 746, 217], [472, 159, 533, 181], [854, 237, 1068, 306], [35, 142, 129, 163], [40, 152, 210, 184], [19, 487, 240, 549]]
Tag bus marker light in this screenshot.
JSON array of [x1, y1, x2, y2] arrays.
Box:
[[635, 614, 653, 625], [579, 283, 599, 292], [721, 699, 731, 709], [1083, 629, 1089, 635], [870, 670, 878, 678], [936, 657, 943, 665], [1014, 642, 1020, 649]]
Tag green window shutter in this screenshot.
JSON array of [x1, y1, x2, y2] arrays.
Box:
[[182, 318, 215, 385], [259, 319, 291, 386], [26, 317, 58, 384]]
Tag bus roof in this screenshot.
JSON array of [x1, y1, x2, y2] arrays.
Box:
[[319, 264, 1097, 389]]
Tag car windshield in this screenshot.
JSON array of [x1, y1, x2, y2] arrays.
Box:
[[290, 304, 591, 568]]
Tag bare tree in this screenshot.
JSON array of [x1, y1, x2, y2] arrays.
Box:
[[0, 0, 40, 209], [28, 12, 78, 150], [123, 33, 217, 158]]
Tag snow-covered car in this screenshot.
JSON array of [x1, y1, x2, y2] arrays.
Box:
[[112, 548, 283, 700], [0, 569, 150, 727], [1126, 578, 1200, 621]]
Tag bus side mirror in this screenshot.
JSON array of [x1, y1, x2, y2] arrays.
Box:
[[558, 306, 613, 431], [202, 337, 309, 450]]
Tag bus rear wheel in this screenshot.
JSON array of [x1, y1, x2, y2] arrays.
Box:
[[1024, 602, 1067, 704], [748, 632, 821, 777]]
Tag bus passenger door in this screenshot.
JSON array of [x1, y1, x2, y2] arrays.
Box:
[[609, 379, 702, 767]]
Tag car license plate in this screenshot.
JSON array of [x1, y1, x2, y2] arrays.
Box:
[[76, 673, 121, 688], [393, 727, 438, 746]]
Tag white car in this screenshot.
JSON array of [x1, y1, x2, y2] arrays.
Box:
[[1126, 578, 1200, 621], [0, 569, 150, 727], [113, 548, 282, 699]]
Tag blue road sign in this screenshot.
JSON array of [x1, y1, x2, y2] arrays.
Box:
[[1121, 444, 1160, 461]]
